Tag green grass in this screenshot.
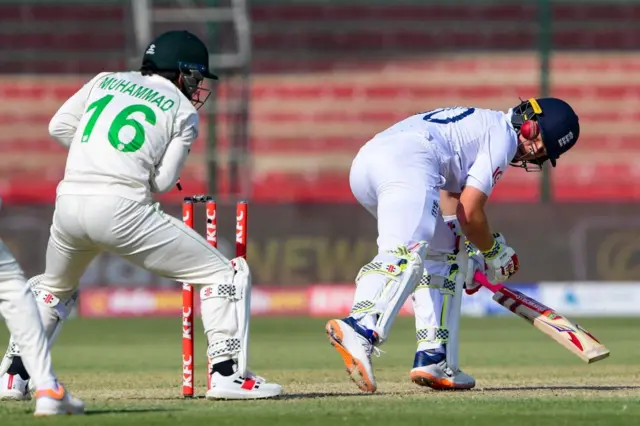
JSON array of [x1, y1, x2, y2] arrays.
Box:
[[0, 316, 638, 425]]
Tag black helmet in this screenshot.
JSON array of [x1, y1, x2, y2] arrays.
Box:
[[142, 30, 217, 79], [142, 30, 217, 108], [511, 97, 580, 168]]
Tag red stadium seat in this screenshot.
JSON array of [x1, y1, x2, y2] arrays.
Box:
[[2, 2, 640, 203]]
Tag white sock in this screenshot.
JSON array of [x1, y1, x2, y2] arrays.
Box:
[[37, 380, 59, 391]]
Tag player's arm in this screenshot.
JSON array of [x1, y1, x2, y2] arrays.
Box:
[[48, 72, 109, 148], [457, 187, 493, 251], [458, 125, 511, 250], [440, 190, 460, 217], [459, 126, 519, 283], [440, 187, 494, 246], [150, 111, 198, 193]]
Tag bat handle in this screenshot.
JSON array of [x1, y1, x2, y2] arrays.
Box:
[[474, 271, 503, 293]]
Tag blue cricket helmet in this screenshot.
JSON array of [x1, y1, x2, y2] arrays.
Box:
[[536, 98, 580, 166], [511, 97, 580, 167]]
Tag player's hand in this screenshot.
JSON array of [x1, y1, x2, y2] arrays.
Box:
[[481, 233, 519, 284], [464, 239, 485, 273]]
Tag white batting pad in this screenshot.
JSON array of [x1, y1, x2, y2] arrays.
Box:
[[372, 243, 426, 344], [413, 256, 457, 352], [232, 257, 251, 377], [200, 257, 251, 376], [444, 238, 469, 371]]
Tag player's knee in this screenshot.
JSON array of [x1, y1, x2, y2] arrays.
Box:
[[28, 274, 78, 301], [200, 257, 250, 303], [28, 275, 77, 321]]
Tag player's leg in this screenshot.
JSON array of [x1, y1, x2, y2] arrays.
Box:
[[0, 239, 83, 415], [0, 197, 95, 407], [102, 198, 281, 400], [409, 215, 475, 390], [0, 280, 78, 396], [326, 140, 436, 393], [0, 241, 53, 401]]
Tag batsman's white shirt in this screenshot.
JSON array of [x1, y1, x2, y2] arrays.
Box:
[[350, 107, 518, 253], [49, 71, 199, 204], [372, 107, 518, 196]]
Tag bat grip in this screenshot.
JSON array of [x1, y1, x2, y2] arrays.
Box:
[[474, 271, 503, 293]]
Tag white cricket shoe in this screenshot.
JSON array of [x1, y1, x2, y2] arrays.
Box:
[[206, 370, 282, 400], [34, 382, 84, 416], [410, 351, 475, 390], [0, 373, 30, 401], [326, 317, 379, 393]]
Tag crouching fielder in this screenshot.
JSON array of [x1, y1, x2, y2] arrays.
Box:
[[326, 98, 580, 392], [0, 30, 282, 401]]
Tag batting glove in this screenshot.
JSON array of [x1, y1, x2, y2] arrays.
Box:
[[481, 233, 519, 284]]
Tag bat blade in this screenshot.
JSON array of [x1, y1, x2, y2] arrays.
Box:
[[474, 272, 610, 364]]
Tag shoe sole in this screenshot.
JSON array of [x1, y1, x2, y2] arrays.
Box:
[[0, 395, 30, 401], [34, 410, 84, 416], [325, 320, 376, 393], [0, 391, 31, 401], [205, 390, 282, 400], [410, 370, 475, 390]]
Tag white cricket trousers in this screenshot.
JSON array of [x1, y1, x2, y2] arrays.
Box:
[[349, 135, 456, 351], [349, 135, 454, 254], [37, 195, 237, 351], [41, 195, 234, 297], [0, 240, 57, 389]]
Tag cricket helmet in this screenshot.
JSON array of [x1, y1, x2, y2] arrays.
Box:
[[142, 30, 217, 108], [510, 97, 580, 169]]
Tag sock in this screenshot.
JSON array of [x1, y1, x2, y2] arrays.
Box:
[[36, 380, 59, 391], [211, 359, 236, 377], [357, 313, 377, 330], [7, 356, 30, 381]]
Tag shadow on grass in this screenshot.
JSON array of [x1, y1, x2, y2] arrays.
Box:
[[87, 408, 180, 415], [109, 393, 374, 402], [482, 385, 640, 391], [279, 391, 378, 400]]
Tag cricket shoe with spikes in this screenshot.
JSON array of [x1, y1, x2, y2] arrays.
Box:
[[410, 351, 475, 390], [34, 382, 84, 416], [206, 361, 282, 400], [326, 317, 381, 393], [0, 373, 30, 401]]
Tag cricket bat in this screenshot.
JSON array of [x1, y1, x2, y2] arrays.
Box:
[[473, 271, 610, 364]]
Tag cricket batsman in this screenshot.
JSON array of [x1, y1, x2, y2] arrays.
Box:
[[326, 98, 580, 392], [0, 30, 282, 400]]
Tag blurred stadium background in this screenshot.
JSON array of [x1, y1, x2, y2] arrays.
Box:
[[1, 0, 640, 319]]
